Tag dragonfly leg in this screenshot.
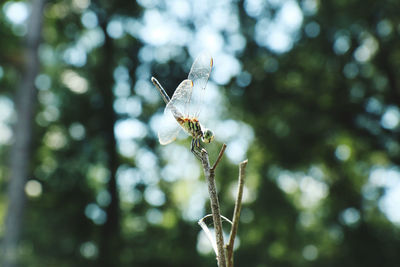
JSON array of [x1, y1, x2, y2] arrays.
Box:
[[191, 138, 204, 160], [197, 139, 207, 154]]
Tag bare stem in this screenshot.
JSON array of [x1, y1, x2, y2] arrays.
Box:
[[211, 144, 227, 171], [225, 159, 248, 267], [151, 76, 170, 104], [199, 149, 226, 267]]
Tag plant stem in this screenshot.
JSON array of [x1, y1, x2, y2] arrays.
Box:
[[225, 159, 248, 267], [211, 144, 227, 171], [199, 148, 226, 267], [151, 77, 170, 104]]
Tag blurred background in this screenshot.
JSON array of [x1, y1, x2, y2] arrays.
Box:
[[1, 0, 400, 266]]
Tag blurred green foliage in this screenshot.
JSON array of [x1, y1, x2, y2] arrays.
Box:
[[1, 0, 400, 266]]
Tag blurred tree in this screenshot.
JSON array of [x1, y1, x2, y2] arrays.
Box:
[[1, 1, 45, 266], [1, 0, 400, 266]]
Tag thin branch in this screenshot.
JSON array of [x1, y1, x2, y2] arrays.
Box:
[[151, 76, 183, 118], [211, 144, 227, 171], [151, 76, 170, 104], [199, 149, 226, 267], [225, 159, 248, 267]]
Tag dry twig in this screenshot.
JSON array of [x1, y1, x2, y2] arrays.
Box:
[[198, 145, 227, 267], [225, 160, 248, 267]]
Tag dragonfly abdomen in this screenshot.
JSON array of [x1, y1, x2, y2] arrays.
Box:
[[178, 118, 203, 139]]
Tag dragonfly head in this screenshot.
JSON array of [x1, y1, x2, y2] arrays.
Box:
[[202, 129, 214, 143]]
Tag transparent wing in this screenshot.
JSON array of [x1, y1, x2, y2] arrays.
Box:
[[169, 79, 194, 118], [158, 80, 193, 145], [158, 107, 182, 145], [187, 53, 213, 118]]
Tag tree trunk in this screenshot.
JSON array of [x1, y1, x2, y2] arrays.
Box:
[[96, 20, 121, 267], [1, 0, 45, 266]]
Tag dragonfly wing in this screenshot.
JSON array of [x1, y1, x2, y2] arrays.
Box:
[[169, 79, 194, 118], [187, 53, 213, 118], [158, 79, 193, 145], [158, 106, 182, 145]]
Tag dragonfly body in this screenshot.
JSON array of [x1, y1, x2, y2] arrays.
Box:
[[178, 117, 206, 153], [177, 116, 213, 140], [151, 53, 214, 158], [177, 117, 203, 139]]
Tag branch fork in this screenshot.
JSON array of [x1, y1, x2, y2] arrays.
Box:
[[197, 144, 248, 267]]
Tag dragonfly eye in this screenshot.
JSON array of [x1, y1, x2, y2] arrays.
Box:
[[202, 129, 214, 143]]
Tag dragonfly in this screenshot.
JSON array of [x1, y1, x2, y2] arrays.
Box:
[[151, 53, 214, 159]]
